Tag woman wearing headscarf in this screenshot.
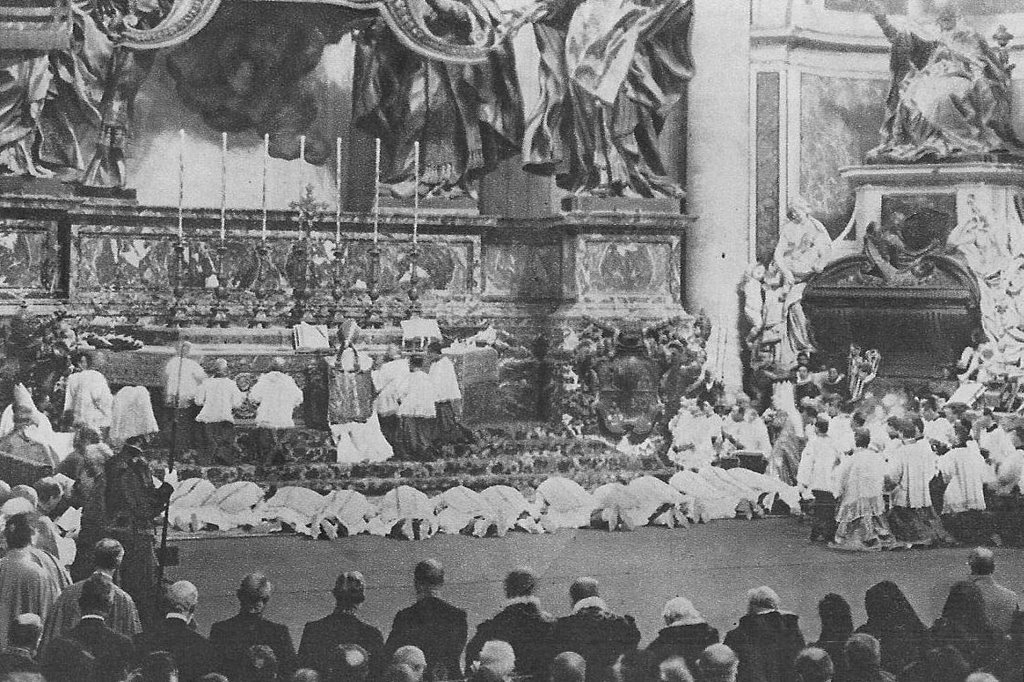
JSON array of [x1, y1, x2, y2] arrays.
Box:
[[812, 594, 853, 682], [929, 581, 1005, 670], [854, 581, 927, 674], [723, 586, 804, 682], [646, 596, 720, 672], [844, 634, 894, 682]]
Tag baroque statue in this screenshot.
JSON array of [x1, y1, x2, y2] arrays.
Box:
[[523, 0, 694, 198], [743, 199, 845, 370], [864, 0, 1024, 164]]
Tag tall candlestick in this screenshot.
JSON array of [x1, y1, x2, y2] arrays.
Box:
[[177, 129, 185, 239], [413, 140, 419, 245], [219, 131, 227, 241], [298, 135, 306, 240], [373, 138, 381, 245], [335, 136, 342, 243], [261, 133, 269, 241]]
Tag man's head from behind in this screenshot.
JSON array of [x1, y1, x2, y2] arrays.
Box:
[[969, 547, 996, 576], [476, 640, 515, 680], [413, 560, 444, 596], [657, 657, 693, 682], [569, 577, 599, 606], [326, 644, 369, 682], [549, 652, 586, 682], [794, 648, 834, 682], [333, 571, 366, 610], [242, 644, 278, 682], [392, 646, 427, 682], [165, 580, 199, 621], [697, 645, 738, 682], [504, 568, 537, 599], [238, 573, 272, 615], [3, 513, 34, 550], [79, 574, 114, 617], [8, 613, 42, 653], [92, 538, 124, 574]]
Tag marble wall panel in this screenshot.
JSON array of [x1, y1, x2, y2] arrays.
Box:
[[826, 0, 1018, 12], [481, 244, 562, 301], [0, 219, 60, 295], [799, 74, 888, 239], [578, 239, 675, 299], [74, 230, 472, 296], [755, 72, 781, 264]]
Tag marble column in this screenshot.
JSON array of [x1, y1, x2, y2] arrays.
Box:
[[684, 0, 751, 388]]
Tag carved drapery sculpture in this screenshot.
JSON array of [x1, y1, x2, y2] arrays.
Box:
[[524, 0, 693, 198], [867, 3, 1023, 164]]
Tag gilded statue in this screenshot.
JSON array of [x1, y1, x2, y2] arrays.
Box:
[[864, 0, 1023, 164]]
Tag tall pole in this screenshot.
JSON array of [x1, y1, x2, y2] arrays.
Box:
[[158, 353, 186, 584]]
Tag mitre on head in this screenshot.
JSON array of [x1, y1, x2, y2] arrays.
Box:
[[11, 384, 39, 426]]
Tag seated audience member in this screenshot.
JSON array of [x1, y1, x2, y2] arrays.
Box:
[[0, 614, 42, 675], [324, 644, 370, 682], [383, 663, 421, 682], [967, 547, 1021, 635], [384, 560, 467, 682], [843, 634, 892, 682], [854, 581, 927, 674], [466, 568, 555, 681], [898, 645, 972, 682], [723, 586, 804, 682], [42, 573, 134, 682], [392, 646, 427, 682], [696, 644, 738, 682], [42, 538, 142, 649], [290, 670, 322, 682], [549, 652, 586, 682], [616, 650, 654, 682], [474, 640, 516, 682], [134, 580, 218, 682], [655, 656, 693, 682], [646, 597, 719, 672], [211, 572, 296, 679], [550, 577, 642, 682], [965, 674, 1000, 682], [136, 651, 179, 682], [810, 594, 852, 682], [792, 648, 833, 682], [929, 581, 1003, 670], [298, 572, 384, 675], [241, 644, 279, 682]]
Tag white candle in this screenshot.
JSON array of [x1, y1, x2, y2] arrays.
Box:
[[298, 135, 306, 240], [413, 140, 419, 245], [373, 137, 381, 245], [335, 136, 342, 243], [261, 133, 269, 241], [220, 131, 227, 241], [177, 129, 185, 239]]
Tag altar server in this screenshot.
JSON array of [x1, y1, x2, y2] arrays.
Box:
[[886, 419, 953, 548], [428, 342, 474, 447], [249, 358, 304, 466], [394, 354, 438, 462], [163, 341, 207, 451], [373, 345, 410, 449], [194, 359, 244, 465], [831, 428, 897, 551], [62, 351, 113, 436]]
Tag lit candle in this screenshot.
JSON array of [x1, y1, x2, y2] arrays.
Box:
[[413, 140, 419, 245], [219, 131, 227, 241], [335, 136, 342, 244], [261, 133, 268, 241], [177, 129, 185, 239], [373, 138, 381, 245]]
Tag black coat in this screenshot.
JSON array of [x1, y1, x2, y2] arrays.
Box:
[[44, 618, 134, 682], [646, 623, 720, 671], [723, 612, 805, 682], [466, 600, 557, 681], [135, 616, 218, 682], [299, 610, 385, 676], [550, 606, 642, 682], [210, 612, 297, 680], [385, 595, 468, 682], [0, 649, 38, 676]]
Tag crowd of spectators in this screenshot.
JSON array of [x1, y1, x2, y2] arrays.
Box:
[[0, 541, 1021, 682]]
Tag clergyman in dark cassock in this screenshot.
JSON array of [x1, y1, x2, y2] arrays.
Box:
[[384, 560, 467, 682]]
